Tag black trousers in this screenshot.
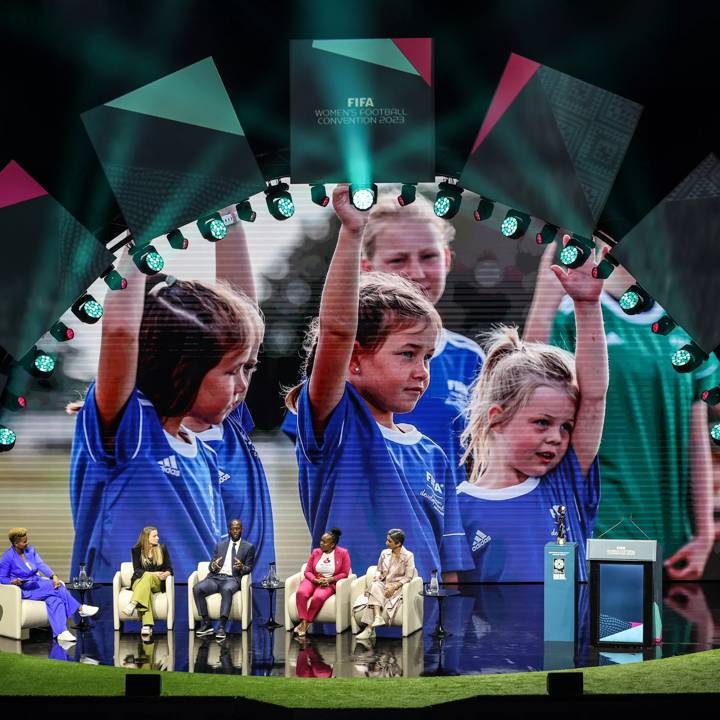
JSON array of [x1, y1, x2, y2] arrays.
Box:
[[193, 575, 241, 620]]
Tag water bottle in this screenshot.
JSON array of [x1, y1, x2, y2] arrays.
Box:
[[78, 563, 88, 589], [268, 561, 278, 587], [428, 569, 439, 595]]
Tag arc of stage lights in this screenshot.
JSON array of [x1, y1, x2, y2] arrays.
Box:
[[701, 386, 720, 447], [0, 346, 57, 452]]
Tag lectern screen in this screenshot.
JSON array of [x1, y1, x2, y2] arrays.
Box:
[[598, 563, 645, 644]]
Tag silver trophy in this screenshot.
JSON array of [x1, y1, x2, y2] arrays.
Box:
[[554, 505, 567, 545]]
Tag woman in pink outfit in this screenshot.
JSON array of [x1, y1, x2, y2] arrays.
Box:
[[294, 527, 350, 637]]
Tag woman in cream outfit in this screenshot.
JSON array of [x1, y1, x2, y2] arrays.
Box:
[[355, 529, 415, 640]]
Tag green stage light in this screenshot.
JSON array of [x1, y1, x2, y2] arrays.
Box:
[[166, 229, 189, 250], [536, 223, 558, 245], [671, 341, 708, 374], [619, 285, 652, 315], [19, 346, 56, 378], [592, 254, 619, 279], [50, 322, 74, 342], [197, 212, 227, 241], [265, 182, 295, 221], [474, 198, 494, 222], [236, 200, 257, 222], [433, 181, 463, 219], [71, 294, 104, 324], [129, 243, 165, 275], [711, 423, 720, 446], [0, 425, 16, 452], [100, 265, 127, 291], [500, 210, 531, 239], [398, 184, 417, 207], [350, 184, 378, 211], [701, 386, 720, 405], [560, 234, 593, 269], [652, 315, 676, 336]]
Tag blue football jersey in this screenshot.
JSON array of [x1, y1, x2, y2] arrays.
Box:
[[296, 382, 473, 580], [283, 329, 483, 487], [196, 402, 276, 580], [69, 384, 224, 582], [456, 448, 600, 582]]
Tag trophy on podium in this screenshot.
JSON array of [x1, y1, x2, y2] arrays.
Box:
[[544, 504, 577, 648], [554, 505, 567, 545]]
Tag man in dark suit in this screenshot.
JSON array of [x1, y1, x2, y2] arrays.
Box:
[[193, 519, 255, 640]]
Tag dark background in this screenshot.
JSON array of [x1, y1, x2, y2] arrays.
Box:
[[1, 0, 717, 239]]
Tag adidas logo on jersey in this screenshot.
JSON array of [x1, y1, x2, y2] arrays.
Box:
[[472, 529, 491, 552], [158, 455, 180, 477], [218, 470, 231, 484]]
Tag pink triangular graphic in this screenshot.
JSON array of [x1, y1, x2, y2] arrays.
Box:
[[470, 53, 540, 155], [392, 38, 432, 87], [0, 160, 48, 210]]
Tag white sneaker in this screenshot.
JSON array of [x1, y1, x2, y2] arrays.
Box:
[[356, 625, 375, 640], [56, 630, 77, 643], [123, 602, 137, 616], [79, 604, 99, 617], [140, 625, 153, 638], [371, 616, 386, 627]]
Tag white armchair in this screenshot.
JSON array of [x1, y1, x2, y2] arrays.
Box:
[[112, 562, 175, 631], [284, 563, 356, 633], [350, 565, 423, 637], [0, 583, 49, 639], [187, 563, 251, 630]]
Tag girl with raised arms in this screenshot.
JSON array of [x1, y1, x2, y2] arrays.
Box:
[[285, 186, 472, 581], [457, 236, 609, 582], [69, 214, 270, 583]]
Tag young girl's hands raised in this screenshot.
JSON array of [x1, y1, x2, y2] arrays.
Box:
[[550, 235, 608, 304]]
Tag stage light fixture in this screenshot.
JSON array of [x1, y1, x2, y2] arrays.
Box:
[[711, 423, 720, 446], [50, 322, 74, 342], [701, 386, 720, 406], [0, 425, 16, 452], [20, 346, 56, 379], [350, 184, 378, 211], [310, 185, 330, 208], [536, 223, 558, 245], [651, 315, 676, 336], [166, 229, 189, 250], [397, 184, 417, 207], [71, 294, 104, 324], [197, 212, 227, 241], [100, 265, 127, 291], [235, 200, 257, 222], [265, 182, 295, 221], [433, 181, 463, 219], [1, 387, 26, 412], [129, 243, 165, 275], [619, 285, 652, 315], [500, 210, 531, 239], [592, 254, 619, 280], [474, 198, 494, 222], [560, 234, 594, 269], [671, 341, 708, 373]]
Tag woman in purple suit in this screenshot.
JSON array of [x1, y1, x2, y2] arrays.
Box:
[[0, 527, 98, 644]]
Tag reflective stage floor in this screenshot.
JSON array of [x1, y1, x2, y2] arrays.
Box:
[[3, 582, 719, 678]]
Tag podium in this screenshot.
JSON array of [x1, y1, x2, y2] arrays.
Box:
[[587, 539, 662, 648]]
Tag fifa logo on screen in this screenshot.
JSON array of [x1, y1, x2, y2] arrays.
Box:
[[347, 97, 375, 107]]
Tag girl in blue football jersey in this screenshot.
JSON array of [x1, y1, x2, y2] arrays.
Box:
[[283, 190, 484, 488], [69, 236, 260, 583], [284, 186, 473, 582], [457, 237, 609, 582]]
